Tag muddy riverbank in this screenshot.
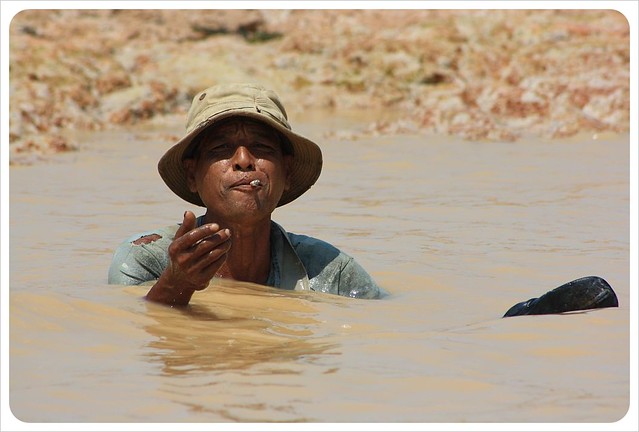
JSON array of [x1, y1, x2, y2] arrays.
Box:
[[8, 9, 630, 164]]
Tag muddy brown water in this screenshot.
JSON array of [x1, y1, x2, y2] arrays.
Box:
[[8, 111, 631, 424]]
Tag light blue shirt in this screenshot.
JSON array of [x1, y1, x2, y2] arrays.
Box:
[[108, 218, 387, 299]]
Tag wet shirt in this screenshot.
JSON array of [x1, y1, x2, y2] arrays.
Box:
[[108, 219, 387, 299]]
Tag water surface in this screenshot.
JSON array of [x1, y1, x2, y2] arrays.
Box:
[[9, 111, 630, 423]]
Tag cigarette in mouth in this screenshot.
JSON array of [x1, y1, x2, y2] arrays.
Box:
[[250, 179, 262, 187]]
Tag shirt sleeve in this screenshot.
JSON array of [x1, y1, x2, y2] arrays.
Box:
[[336, 256, 389, 299], [107, 227, 175, 285]]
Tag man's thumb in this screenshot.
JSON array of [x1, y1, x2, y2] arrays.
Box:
[[176, 210, 196, 238]]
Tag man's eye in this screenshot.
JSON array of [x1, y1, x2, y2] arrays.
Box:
[[253, 142, 276, 153], [206, 144, 231, 154]]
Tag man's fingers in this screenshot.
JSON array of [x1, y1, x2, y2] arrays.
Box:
[[191, 247, 231, 280], [188, 229, 232, 259], [169, 225, 231, 263], [172, 233, 232, 289], [172, 222, 226, 254], [183, 224, 225, 248]]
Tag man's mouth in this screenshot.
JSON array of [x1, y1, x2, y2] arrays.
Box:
[[229, 177, 264, 190]]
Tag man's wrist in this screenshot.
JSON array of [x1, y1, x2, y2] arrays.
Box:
[[145, 273, 196, 306]]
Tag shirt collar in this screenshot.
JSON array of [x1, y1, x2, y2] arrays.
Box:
[[268, 221, 310, 291]]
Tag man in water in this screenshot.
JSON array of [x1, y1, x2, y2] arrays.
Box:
[[108, 83, 387, 305]]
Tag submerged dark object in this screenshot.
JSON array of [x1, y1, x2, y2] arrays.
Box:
[[503, 276, 618, 317]]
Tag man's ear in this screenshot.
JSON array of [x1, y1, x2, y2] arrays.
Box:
[[183, 159, 198, 193]]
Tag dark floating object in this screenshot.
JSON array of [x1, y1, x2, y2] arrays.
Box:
[[503, 276, 619, 317]]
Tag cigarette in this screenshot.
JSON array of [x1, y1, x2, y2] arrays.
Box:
[[250, 179, 262, 187]]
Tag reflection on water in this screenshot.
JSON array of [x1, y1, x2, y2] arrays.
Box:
[[143, 280, 338, 376], [8, 113, 630, 423]]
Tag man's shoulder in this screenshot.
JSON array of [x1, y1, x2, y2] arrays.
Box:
[[108, 223, 180, 285], [281, 228, 386, 298], [286, 231, 339, 250], [285, 231, 343, 260], [120, 224, 180, 246], [283, 230, 351, 278]]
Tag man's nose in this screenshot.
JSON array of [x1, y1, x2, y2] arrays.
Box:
[[231, 146, 255, 171]]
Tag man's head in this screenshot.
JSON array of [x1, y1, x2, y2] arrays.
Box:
[[182, 117, 293, 221], [158, 83, 323, 208]]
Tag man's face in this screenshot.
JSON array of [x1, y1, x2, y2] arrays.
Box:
[[184, 118, 292, 223]]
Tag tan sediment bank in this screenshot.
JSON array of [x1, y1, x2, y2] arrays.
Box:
[[9, 9, 629, 164]]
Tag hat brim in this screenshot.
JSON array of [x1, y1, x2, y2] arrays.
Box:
[[158, 109, 323, 207]]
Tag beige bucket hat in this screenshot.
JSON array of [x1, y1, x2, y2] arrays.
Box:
[[158, 83, 323, 207]]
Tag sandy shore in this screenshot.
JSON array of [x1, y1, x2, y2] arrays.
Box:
[[8, 9, 630, 164]]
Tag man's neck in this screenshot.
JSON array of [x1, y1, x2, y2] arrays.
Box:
[[208, 215, 272, 285]]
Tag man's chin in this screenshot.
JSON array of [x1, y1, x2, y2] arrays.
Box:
[[221, 203, 275, 222]]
